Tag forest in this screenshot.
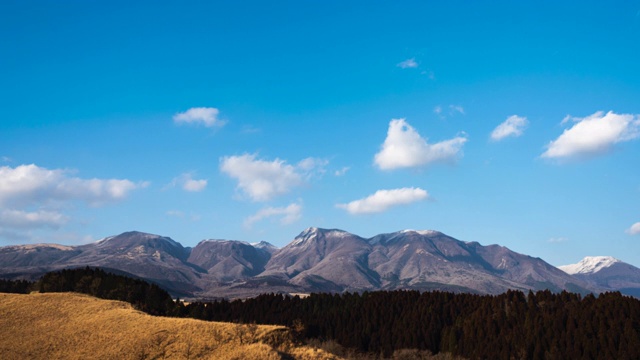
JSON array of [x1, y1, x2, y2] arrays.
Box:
[[2, 267, 640, 359]]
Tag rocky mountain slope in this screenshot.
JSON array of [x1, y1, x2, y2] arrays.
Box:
[[559, 256, 640, 297], [0, 227, 595, 298], [188, 238, 272, 281], [0, 231, 202, 296]]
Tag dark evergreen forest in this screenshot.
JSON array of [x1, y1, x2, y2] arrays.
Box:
[[2, 268, 640, 359], [1, 268, 177, 316]]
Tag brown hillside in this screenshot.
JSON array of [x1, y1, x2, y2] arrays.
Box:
[[0, 292, 338, 360]]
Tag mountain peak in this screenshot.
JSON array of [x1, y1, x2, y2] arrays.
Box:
[[290, 227, 351, 247], [400, 229, 440, 236], [300, 226, 319, 236], [290, 228, 316, 247], [199, 238, 250, 246], [559, 256, 621, 275], [95, 231, 183, 250], [369, 229, 441, 245], [251, 241, 277, 250]]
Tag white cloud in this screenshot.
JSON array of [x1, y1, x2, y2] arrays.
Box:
[[627, 222, 640, 235], [220, 154, 326, 201], [337, 187, 429, 214], [334, 167, 350, 176], [168, 173, 207, 192], [173, 107, 225, 127], [397, 58, 418, 69], [184, 178, 207, 192], [297, 157, 328, 174], [0, 164, 146, 238], [548, 237, 569, 243], [423, 70, 435, 80], [244, 203, 302, 228], [542, 111, 640, 159], [449, 105, 465, 115], [434, 105, 465, 118], [241, 125, 261, 134], [166, 210, 185, 218], [0, 209, 69, 229], [374, 119, 467, 170], [490, 115, 528, 141], [0, 164, 145, 207], [166, 210, 201, 222]]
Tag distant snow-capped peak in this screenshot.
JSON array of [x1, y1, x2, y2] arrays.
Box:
[[290, 227, 351, 246], [559, 256, 621, 275], [401, 229, 439, 236], [250, 241, 277, 249], [290, 227, 319, 247], [369, 229, 440, 245]]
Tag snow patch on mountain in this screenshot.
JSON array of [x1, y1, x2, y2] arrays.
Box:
[[251, 241, 277, 249], [401, 229, 439, 236], [559, 256, 621, 274], [200, 239, 250, 246], [95, 236, 115, 246], [290, 227, 352, 247]]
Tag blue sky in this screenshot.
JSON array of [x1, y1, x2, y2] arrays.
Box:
[[1, 1, 639, 267]]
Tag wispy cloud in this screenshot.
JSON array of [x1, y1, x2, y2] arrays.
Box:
[[166, 210, 185, 218], [627, 222, 640, 235], [491, 115, 528, 141], [220, 154, 327, 202], [397, 58, 418, 69], [241, 125, 261, 134], [0, 209, 69, 229], [334, 167, 350, 176], [337, 187, 429, 214], [244, 203, 302, 228], [434, 104, 465, 118], [374, 119, 467, 170], [297, 157, 329, 177], [0, 164, 146, 207], [548, 237, 569, 243], [173, 107, 225, 127], [449, 105, 465, 115], [166, 210, 201, 222], [422, 70, 435, 79], [542, 111, 640, 159]]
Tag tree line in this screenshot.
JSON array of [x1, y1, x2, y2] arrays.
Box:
[[1, 267, 177, 316], [2, 267, 640, 359]]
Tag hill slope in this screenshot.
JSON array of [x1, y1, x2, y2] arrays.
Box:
[[0, 292, 336, 360]]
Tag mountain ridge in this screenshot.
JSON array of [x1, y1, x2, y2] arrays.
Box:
[[0, 227, 631, 298]]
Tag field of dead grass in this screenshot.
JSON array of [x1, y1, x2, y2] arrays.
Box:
[[0, 292, 339, 360]]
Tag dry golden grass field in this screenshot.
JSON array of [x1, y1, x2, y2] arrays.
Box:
[[0, 292, 339, 360]]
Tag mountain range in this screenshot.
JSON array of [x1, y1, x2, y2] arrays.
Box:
[[1, 227, 638, 299]]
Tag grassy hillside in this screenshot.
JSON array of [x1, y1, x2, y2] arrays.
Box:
[[0, 292, 337, 360]]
